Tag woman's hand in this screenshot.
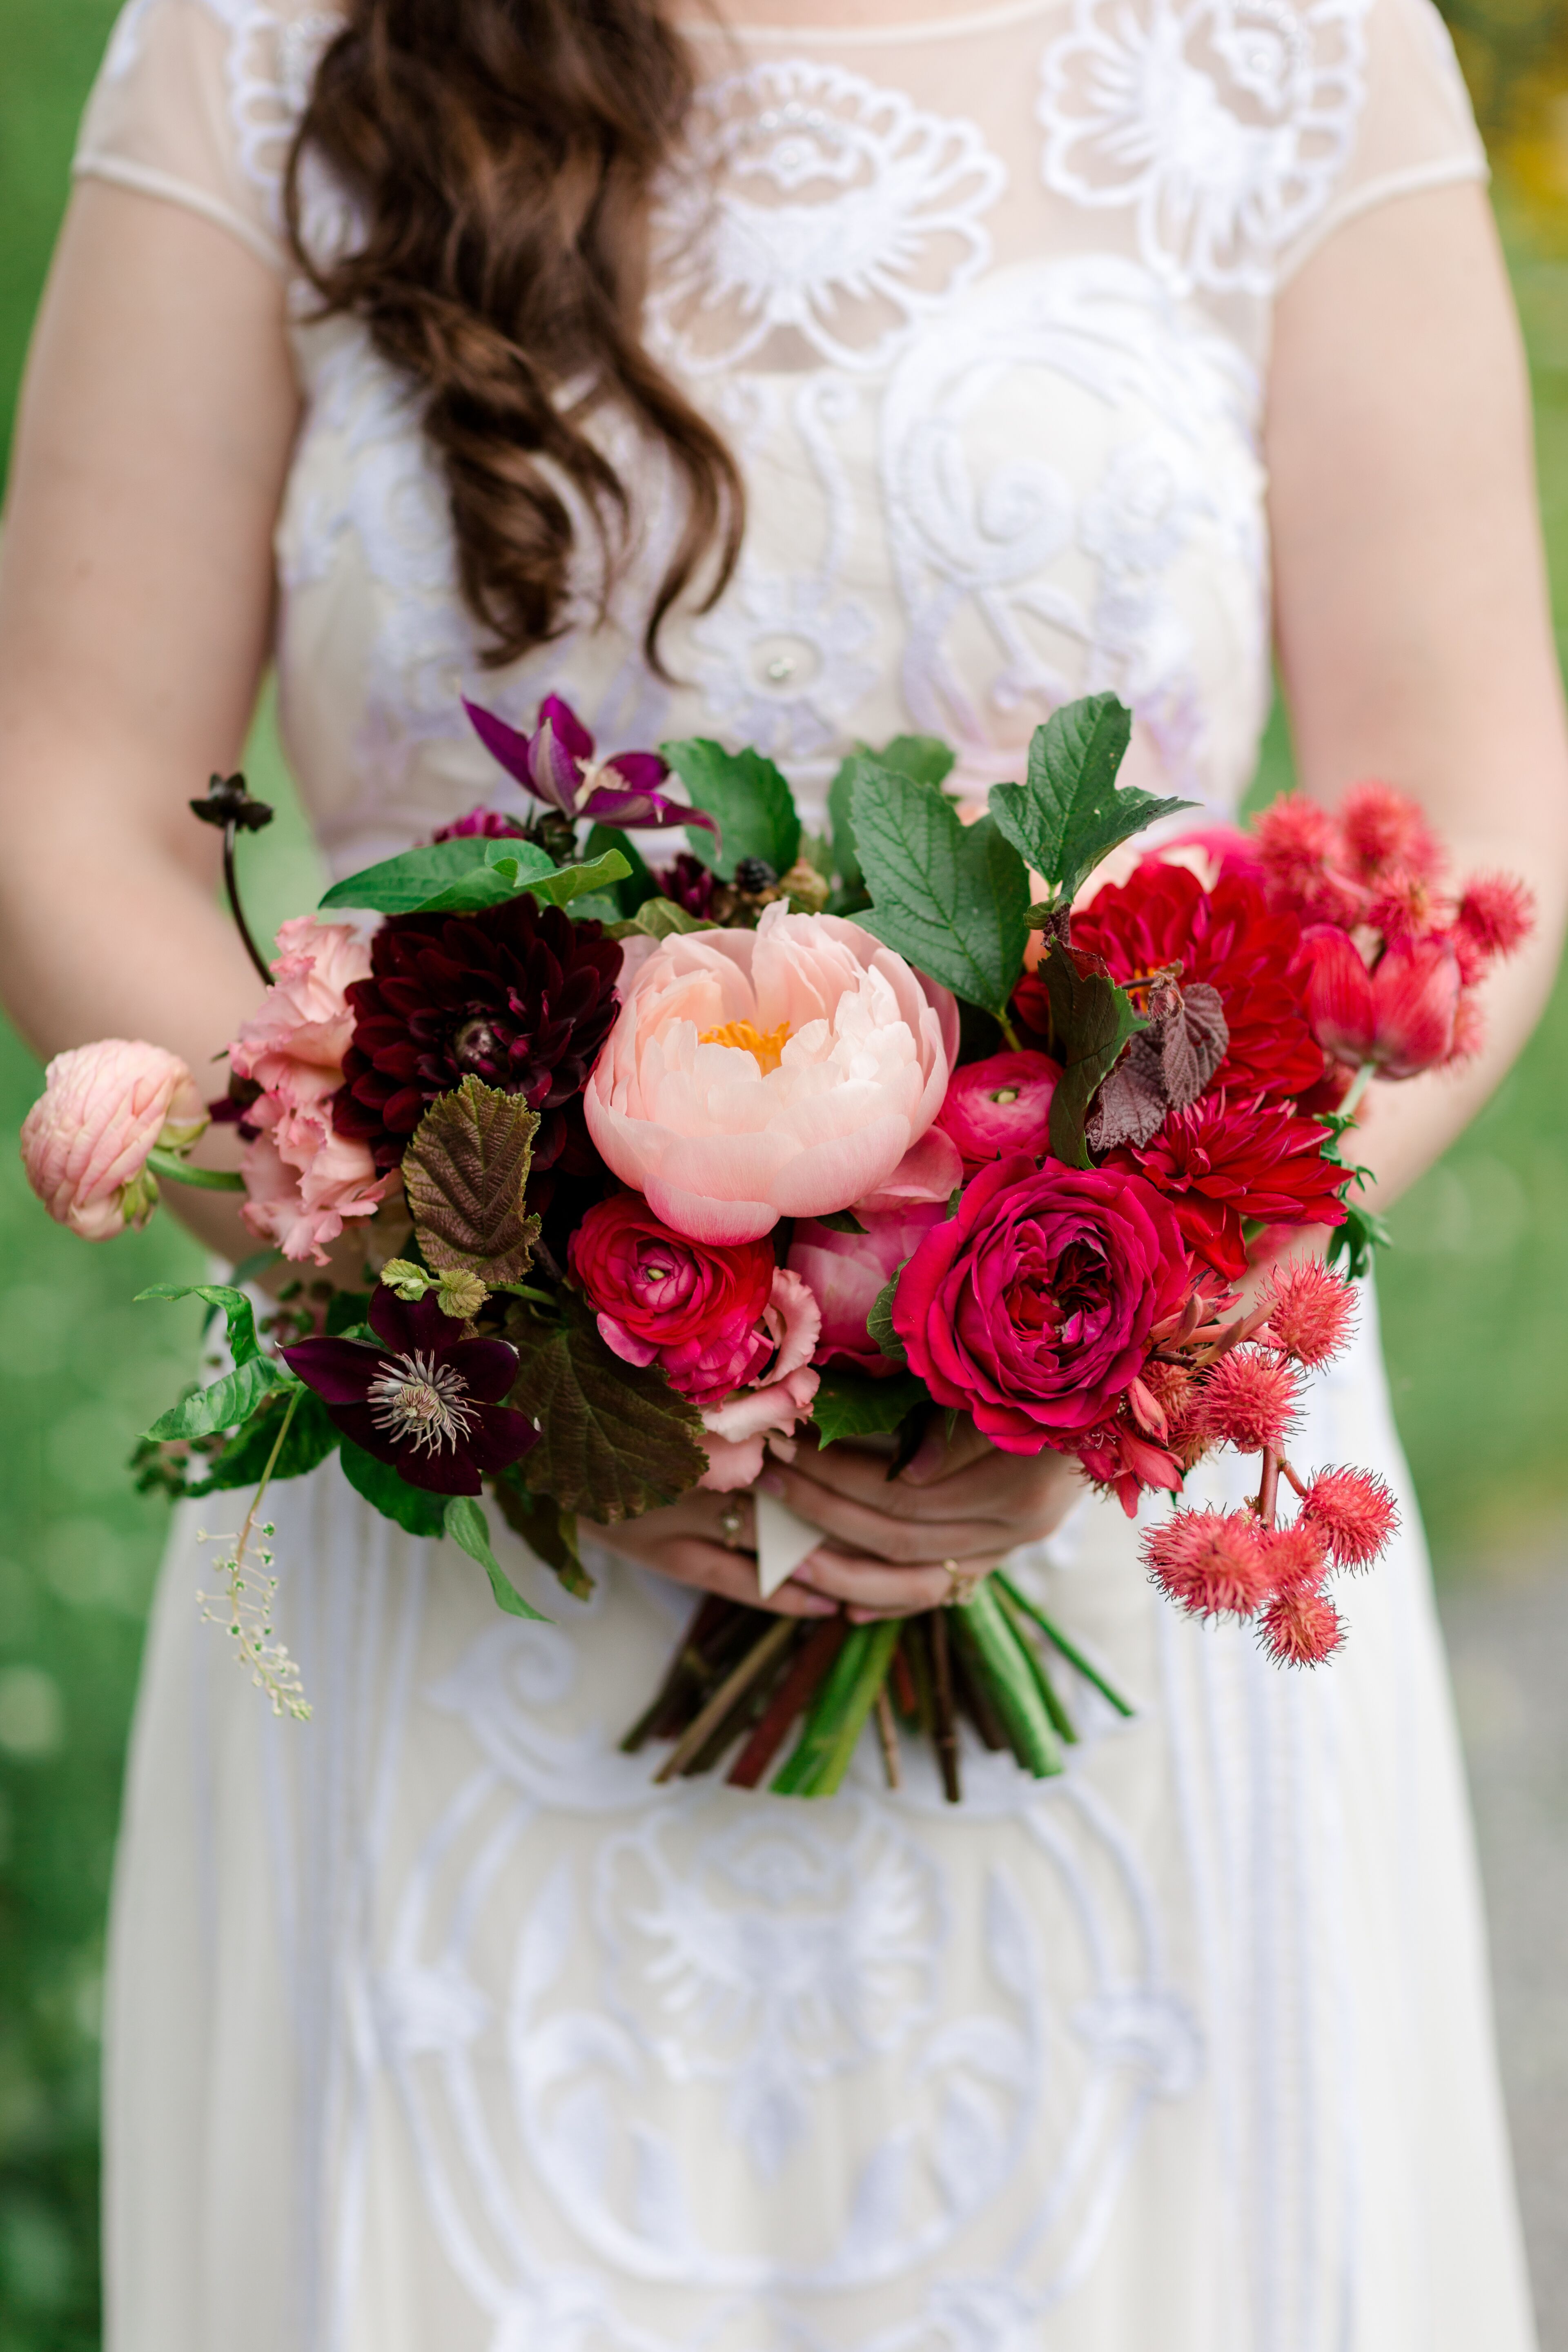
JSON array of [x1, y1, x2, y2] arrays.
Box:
[[761, 1419, 1082, 1623], [597, 1488, 839, 1619]]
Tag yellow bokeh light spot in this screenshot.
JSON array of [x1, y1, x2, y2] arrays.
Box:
[[698, 1019, 792, 1075]]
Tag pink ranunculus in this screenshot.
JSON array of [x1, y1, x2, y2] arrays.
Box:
[[584, 902, 959, 1243], [788, 1203, 949, 1375], [20, 1040, 208, 1240], [892, 1155, 1193, 1453], [239, 1096, 394, 1267], [229, 918, 373, 1110], [934, 1049, 1061, 1171], [698, 1268, 822, 1490], [1299, 925, 1461, 1080], [567, 1191, 777, 1406]]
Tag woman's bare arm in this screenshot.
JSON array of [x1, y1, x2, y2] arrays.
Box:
[[1268, 180, 1568, 1209], [0, 181, 299, 1249]]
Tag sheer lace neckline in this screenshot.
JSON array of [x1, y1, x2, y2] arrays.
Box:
[[680, 0, 1054, 46]]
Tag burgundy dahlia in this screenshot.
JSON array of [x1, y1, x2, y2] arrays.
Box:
[[334, 898, 623, 1175], [282, 1288, 536, 1495]]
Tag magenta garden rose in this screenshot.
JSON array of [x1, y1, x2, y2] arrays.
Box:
[[568, 1191, 777, 1406], [933, 1049, 1061, 1171], [891, 1155, 1193, 1452], [788, 1203, 948, 1374]]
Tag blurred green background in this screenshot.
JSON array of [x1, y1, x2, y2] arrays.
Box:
[[0, 1, 1566, 2341]]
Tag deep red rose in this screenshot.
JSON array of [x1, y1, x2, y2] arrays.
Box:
[[1107, 1092, 1347, 1278], [1069, 861, 1324, 1104], [568, 1191, 777, 1405], [891, 1155, 1193, 1453]]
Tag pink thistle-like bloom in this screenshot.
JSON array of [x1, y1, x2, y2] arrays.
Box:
[[697, 1268, 822, 1491], [1456, 873, 1535, 968], [1196, 1346, 1301, 1454], [1258, 1585, 1345, 1666], [1258, 1520, 1329, 1597], [1338, 780, 1444, 886], [1253, 797, 1363, 927], [1143, 1508, 1271, 1619], [1258, 1257, 1356, 1368], [1297, 1466, 1398, 1569], [20, 1039, 208, 1240]]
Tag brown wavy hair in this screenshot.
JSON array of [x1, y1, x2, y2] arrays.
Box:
[[284, 0, 742, 674]]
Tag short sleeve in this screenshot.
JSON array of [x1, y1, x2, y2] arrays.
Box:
[[73, 0, 341, 276], [1276, 0, 1488, 285]]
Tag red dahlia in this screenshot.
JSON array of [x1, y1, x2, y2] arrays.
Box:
[[334, 898, 622, 1175], [1070, 861, 1324, 1104], [1107, 1092, 1348, 1278]]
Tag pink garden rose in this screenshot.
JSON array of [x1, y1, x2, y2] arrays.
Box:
[[21, 1040, 207, 1240], [891, 1155, 1192, 1453], [229, 919, 392, 1263], [568, 1192, 777, 1406], [934, 1050, 1060, 1170], [788, 1203, 948, 1374], [584, 902, 958, 1243], [698, 1268, 822, 1491]]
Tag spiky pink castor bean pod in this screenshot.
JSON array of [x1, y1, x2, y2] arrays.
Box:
[[1297, 1466, 1398, 1570], [1143, 1509, 1272, 1620], [1258, 1521, 1330, 1598], [1456, 873, 1535, 967], [1258, 1586, 1345, 1666], [1196, 1347, 1301, 1455], [1337, 780, 1444, 885], [1258, 1258, 1356, 1369]]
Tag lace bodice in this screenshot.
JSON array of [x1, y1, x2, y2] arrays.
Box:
[[76, 0, 1484, 877]]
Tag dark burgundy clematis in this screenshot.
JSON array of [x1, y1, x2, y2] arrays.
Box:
[[334, 895, 623, 1175], [464, 695, 717, 837], [282, 1288, 536, 1495]]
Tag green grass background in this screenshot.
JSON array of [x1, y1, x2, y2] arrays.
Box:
[[0, 1, 1565, 2338]]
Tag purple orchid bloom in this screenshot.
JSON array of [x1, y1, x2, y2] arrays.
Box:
[[463, 695, 718, 839], [282, 1288, 537, 1497]]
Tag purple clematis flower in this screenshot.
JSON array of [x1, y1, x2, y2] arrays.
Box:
[[282, 1287, 537, 1496], [463, 694, 718, 839]]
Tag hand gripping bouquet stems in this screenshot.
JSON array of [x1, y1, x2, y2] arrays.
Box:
[[19, 697, 1532, 1789]]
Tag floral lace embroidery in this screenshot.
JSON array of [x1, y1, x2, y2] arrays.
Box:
[[648, 59, 1006, 375], [1038, 0, 1370, 296], [226, 2, 344, 238]]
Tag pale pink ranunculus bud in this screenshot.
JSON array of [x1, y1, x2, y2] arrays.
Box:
[[239, 1095, 394, 1267], [584, 902, 959, 1244], [229, 917, 372, 1110], [20, 1039, 207, 1241], [788, 1202, 948, 1375], [698, 1268, 822, 1490]]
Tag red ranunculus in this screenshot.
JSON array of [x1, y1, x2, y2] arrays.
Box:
[[568, 1192, 777, 1406], [1070, 862, 1324, 1103], [891, 1156, 1192, 1453], [1107, 1093, 1347, 1278], [933, 1049, 1060, 1171]]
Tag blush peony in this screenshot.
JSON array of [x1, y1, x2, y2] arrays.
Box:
[[788, 1202, 949, 1374], [934, 1049, 1060, 1170], [891, 1156, 1192, 1452], [21, 1040, 208, 1240], [568, 1192, 776, 1406], [584, 903, 958, 1243]]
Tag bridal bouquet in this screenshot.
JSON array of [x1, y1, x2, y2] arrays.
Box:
[[19, 692, 1532, 1799]]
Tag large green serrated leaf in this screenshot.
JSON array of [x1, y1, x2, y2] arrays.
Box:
[[503, 1293, 708, 1523], [811, 1369, 928, 1448], [402, 1076, 540, 1282], [137, 1281, 266, 1368], [1038, 948, 1146, 1169], [339, 1439, 450, 1537], [827, 734, 954, 896], [659, 739, 800, 881], [320, 836, 557, 915], [492, 1476, 595, 1599], [989, 695, 1192, 907], [147, 1354, 297, 1443], [443, 1495, 549, 1621], [850, 759, 1029, 1018], [189, 1389, 341, 1494]]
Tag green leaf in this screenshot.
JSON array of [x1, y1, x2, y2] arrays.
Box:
[[811, 1369, 927, 1448], [492, 1476, 595, 1599], [1037, 947, 1146, 1169], [875, 734, 957, 793], [147, 1354, 296, 1443], [829, 735, 955, 897], [320, 837, 557, 915], [812, 1209, 866, 1236], [503, 1292, 708, 1523], [1326, 1200, 1391, 1280], [524, 847, 631, 910], [402, 1076, 540, 1283], [659, 739, 800, 880], [605, 897, 713, 943], [190, 1389, 341, 1495], [585, 823, 657, 916], [137, 1282, 266, 1367], [850, 759, 1029, 1017], [443, 1495, 549, 1621], [325, 1289, 373, 1336], [866, 1275, 908, 1368], [988, 694, 1194, 906], [338, 1439, 450, 1537]]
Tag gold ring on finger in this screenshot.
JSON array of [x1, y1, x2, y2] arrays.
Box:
[[717, 1501, 748, 1551], [943, 1556, 980, 1607]]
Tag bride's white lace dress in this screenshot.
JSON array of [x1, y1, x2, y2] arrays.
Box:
[[76, 3, 1537, 2345]]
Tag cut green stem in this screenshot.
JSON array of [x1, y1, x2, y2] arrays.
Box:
[[996, 1573, 1136, 1718], [145, 1149, 247, 1192]]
